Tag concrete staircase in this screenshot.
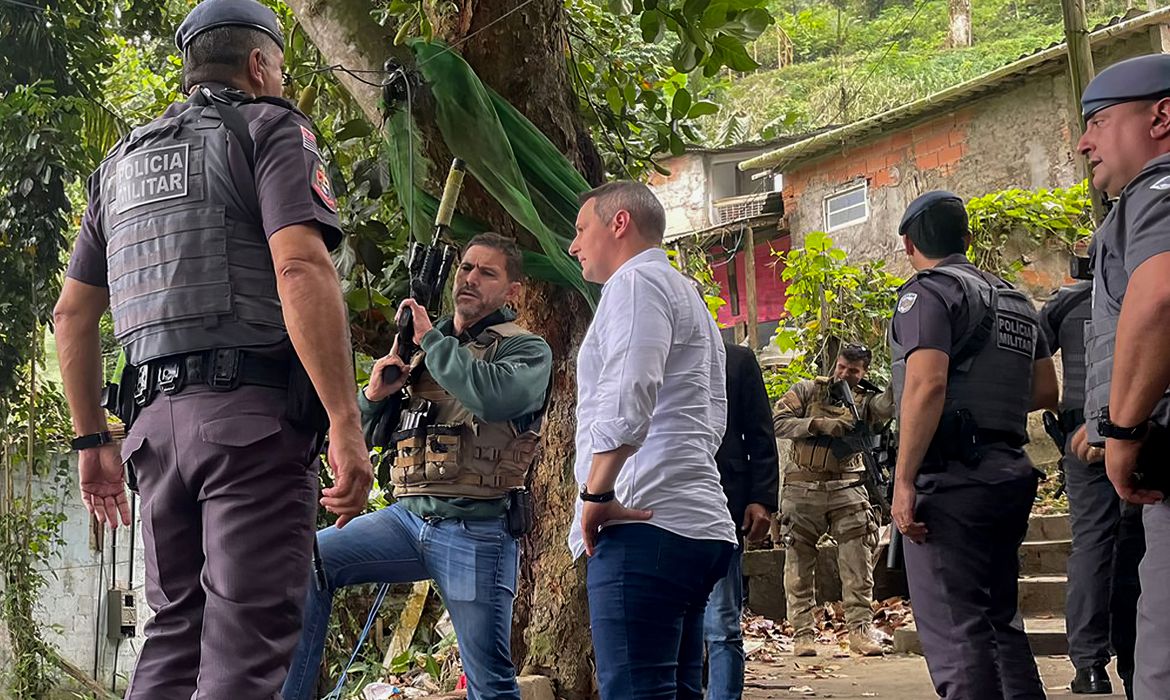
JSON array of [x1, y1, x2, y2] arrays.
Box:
[[892, 512, 1071, 655]]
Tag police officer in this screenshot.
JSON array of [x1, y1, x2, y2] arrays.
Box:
[[52, 1, 373, 696], [1041, 276, 1146, 696], [889, 190, 1058, 699], [1041, 279, 1112, 694], [1075, 53, 1170, 700], [283, 233, 553, 700], [773, 344, 893, 657]]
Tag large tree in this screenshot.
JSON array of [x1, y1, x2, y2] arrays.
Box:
[[282, 0, 771, 694]]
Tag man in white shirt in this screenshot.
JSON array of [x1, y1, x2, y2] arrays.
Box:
[[569, 181, 738, 699]]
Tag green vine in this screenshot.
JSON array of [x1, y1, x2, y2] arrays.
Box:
[[764, 231, 903, 401], [966, 181, 1093, 280]]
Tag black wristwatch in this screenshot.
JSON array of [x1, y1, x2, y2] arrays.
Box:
[[71, 431, 113, 451], [1097, 407, 1149, 441], [579, 487, 616, 503]]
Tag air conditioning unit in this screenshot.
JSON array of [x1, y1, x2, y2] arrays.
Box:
[[712, 192, 782, 225]]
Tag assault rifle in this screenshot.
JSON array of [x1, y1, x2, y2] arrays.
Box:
[[369, 159, 465, 463], [828, 377, 892, 523], [380, 158, 465, 387]]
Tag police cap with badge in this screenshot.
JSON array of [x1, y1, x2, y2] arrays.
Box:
[[1081, 53, 1170, 119], [175, 0, 285, 53]]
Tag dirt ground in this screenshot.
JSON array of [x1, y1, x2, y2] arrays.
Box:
[[744, 643, 1127, 699]]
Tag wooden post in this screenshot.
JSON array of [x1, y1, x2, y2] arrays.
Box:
[[744, 226, 759, 349], [1061, 0, 1107, 225]]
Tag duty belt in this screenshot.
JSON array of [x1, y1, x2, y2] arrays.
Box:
[[784, 471, 865, 491], [133, 348, 289, 408]]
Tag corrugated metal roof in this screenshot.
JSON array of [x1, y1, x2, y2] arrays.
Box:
[[738, 6, 1170, 173]]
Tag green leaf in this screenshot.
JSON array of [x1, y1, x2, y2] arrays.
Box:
[[671, 42, 702, 72], [607, 0, 633, 13], [737, 7, 773, 38], [640, 10, 665, 43], [683, 0, 711, 21], [687, 100, 719, 118], [623, 82, 637, 106], [669, 130, 686, 156], [605, 86, 624, 114], [335, 119, 373, 141], [671, 87, 692, 120]]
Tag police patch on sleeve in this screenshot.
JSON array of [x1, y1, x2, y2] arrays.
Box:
[[897, 292, 918, 314], [311, 161, 338, 213], [1150, 174, 1170, 191], [300, 125, 320, 157], [997, 311, 1036, 358]]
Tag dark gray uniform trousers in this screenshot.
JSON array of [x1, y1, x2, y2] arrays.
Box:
[[904, 475, 1045, 700], [1135, 502, 1170, 700], [1064, 448, 1120, 670], [1112, 502, 1144, 699], [120, 385, 319, 700]]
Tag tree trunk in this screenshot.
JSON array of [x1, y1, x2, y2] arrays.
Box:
[[947, 0, 972, 48], [285, 1, 601, 696]]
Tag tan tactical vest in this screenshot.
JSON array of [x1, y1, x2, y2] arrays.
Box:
[[391, 322, 542, 499], [786, 378, 866, 480]]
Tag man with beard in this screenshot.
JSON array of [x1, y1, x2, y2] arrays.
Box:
[[283, 233, 553, 700]]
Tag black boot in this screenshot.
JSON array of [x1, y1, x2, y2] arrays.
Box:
[[1070, 666, 1113, 694]]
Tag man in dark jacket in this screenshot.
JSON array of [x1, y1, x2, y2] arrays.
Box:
[[703, 341, 780, 699]]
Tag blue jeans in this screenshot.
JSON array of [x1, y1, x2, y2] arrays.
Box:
[[703, 548, 744, 700], [282, 503, 520, 700], [587, 524, 734, 700]]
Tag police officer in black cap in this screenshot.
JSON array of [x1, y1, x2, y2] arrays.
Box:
[[1076, 52, 1170, 700], [889, 190, 1058, 699], [53, 0, 373, 696]]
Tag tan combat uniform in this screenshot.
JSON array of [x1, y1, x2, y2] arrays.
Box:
[[773, 378, 894, 642]]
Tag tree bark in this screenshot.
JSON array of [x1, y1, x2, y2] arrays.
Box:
[[285, 0, 601, 696], [947, 0, 973, 48]]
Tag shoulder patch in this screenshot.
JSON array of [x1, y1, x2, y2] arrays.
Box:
[[300, 125, 320, 157], [311, 161, 337, 213], [897, 292, 918, 314], [1150, 174, 1170, 191]]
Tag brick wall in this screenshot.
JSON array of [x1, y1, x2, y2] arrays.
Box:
[[780, 31, 1159, 281]]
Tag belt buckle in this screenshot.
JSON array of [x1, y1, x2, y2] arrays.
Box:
[[133, 365, 152, 407], [209, 349, 241, 391], [157, 360, 183, 395]]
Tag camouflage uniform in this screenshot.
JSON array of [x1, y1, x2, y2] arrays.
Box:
[[773, 378, 893, 649]]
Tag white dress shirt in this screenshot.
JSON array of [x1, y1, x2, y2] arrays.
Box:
[[568, 248, 737, 558]]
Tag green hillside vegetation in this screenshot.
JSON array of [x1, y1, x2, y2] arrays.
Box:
[[711, 0, 1142, 143]]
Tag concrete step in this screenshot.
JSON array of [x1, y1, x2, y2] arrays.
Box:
[[1026, 513, 1071, 543], [1019, 539, 1072, 577], [1019, 575, 1067, 617], [894, 616, 1067, 656]]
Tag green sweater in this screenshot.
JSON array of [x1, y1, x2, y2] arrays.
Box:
[[360, 308, 552, 520]]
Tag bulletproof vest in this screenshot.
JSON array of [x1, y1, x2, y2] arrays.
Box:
[[891, 265, 1036, 442], [391, 322, 543, 499], [787, 379, 866, 478], [99, 92, 284, 364], [1052, 282, 1092, 414]]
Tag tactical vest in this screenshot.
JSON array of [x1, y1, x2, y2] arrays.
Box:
[[1052, 282, 1092, 414], [391, 322, 543, 499], [891, 265, 1037, 442], [786, 378, 868, 481], [99, 92, 285, 365]]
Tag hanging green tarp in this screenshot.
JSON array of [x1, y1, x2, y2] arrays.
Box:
[[383, 39, 598, 306]]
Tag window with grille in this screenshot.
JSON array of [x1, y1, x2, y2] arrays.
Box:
[[823, 183, 868, 231]]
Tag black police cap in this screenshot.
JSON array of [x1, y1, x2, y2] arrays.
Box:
[[1082, 53, 1170, 120], [899, 190, 963, 236], [175, 0, 284, 53]]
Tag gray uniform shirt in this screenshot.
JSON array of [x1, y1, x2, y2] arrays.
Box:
[[1086, 153, 1170, 442]]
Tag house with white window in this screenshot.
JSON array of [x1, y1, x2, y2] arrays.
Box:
[[739, 6, 1170, 286]]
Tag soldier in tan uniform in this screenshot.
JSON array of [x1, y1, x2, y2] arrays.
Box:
[[773, 344, 894, 657]]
